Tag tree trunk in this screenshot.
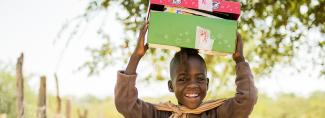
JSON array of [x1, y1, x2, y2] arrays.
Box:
[[16, 53, 24, 118], [37, 76, 46, 118], [54, 74, 61, 117], [0, 114, 7, 118], [77, 109, 88, 118], [65, 99, 71, 118]]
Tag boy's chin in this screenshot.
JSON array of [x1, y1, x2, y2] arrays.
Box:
[[183, 103, 201, 109], [180, 96, 204, 109]]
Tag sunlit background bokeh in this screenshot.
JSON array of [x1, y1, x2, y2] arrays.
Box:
[[0, 0, 325, 117]]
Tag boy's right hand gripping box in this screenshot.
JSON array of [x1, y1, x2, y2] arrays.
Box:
[[147, 0, 240, 55]]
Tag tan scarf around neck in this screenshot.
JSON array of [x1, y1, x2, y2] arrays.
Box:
[[154, 98, 227, 118]]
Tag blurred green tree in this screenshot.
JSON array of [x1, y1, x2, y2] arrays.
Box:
[[0, 71, 16, 118], [0, 64, 38, 118], [57, 0, 325, 83], [250, 92, 325, 118]]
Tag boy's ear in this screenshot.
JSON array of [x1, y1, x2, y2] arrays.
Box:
[[206, 78, 209, 90], [168, 80, 174, 92]]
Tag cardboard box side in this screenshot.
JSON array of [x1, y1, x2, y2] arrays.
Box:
[[147, 12, 237, 54], [150, 0, 241, 19]]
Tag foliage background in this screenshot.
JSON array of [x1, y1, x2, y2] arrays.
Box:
[[72, 0, 325, 82], [1, 70, 325, 117], [1, 0, 325, 117]]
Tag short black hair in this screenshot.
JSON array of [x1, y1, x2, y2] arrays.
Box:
[[170, 48, 206, 79]]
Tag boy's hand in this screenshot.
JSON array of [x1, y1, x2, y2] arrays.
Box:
[[132, 21, 149, 59], [125, 21, 149, 75], [232, 33, 245, 63]]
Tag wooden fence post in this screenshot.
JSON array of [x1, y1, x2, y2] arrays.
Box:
[[77, 109, 88, 118], [65, 99, 71, 118], [54, 74, 61, 117], [37, 76, 46, 118], [0, 114, 7, 118], [16, 53, 24, 118]]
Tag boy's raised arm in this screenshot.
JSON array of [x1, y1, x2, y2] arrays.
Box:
[[115, 22, 157, 118], [125, 21, 149, 75], [217, 33, 258, 117]]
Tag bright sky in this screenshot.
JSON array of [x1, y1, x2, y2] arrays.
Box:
[[0, 0, 324, 99]]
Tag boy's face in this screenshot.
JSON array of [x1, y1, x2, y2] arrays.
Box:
[[169, 57, 208, 109]]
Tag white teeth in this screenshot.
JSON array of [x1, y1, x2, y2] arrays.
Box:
[[186, 94, 198, 97]]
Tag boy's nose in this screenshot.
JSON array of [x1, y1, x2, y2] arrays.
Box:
[[186, 80, 200, 89]]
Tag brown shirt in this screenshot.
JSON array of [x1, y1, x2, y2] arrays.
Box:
[[115, 62, 257, 118]]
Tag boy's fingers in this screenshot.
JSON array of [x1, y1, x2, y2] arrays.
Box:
[[144, 44, 149, 50], [143, 22, 149, 33], [141, 21, 149, 32], [139, 22, 149, 39], [137, 22, 149, 47], [235, 32, 239, 52], [140, 21, 148, 30], [235, 32, 241, 53]]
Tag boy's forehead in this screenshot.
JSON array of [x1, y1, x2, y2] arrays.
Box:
[[172, 57, 207, 75]]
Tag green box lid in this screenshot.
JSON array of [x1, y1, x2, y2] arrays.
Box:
[[147, 12, 237, 55]]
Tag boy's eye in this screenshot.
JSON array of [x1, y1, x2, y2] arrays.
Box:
[[197, 77, 206, 82], [178, 77, 186, 81], [177, 75, 188, 82]]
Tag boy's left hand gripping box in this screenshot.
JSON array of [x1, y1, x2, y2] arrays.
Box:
[[146, 0, 240, 55]]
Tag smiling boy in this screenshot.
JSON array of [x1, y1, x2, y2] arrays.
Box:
[[115, 22, 257, 118]]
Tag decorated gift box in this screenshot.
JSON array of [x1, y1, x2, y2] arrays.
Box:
[[146, 0, 240, 55], [150, 0, 241, 19]]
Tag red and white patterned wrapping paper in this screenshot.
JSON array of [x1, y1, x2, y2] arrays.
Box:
[[150, 0, 241, 19]]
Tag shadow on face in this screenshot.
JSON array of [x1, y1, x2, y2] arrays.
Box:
[[169, 49, 209, 109]]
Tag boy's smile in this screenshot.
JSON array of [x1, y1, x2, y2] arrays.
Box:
[[169, 56, 209, 109]]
